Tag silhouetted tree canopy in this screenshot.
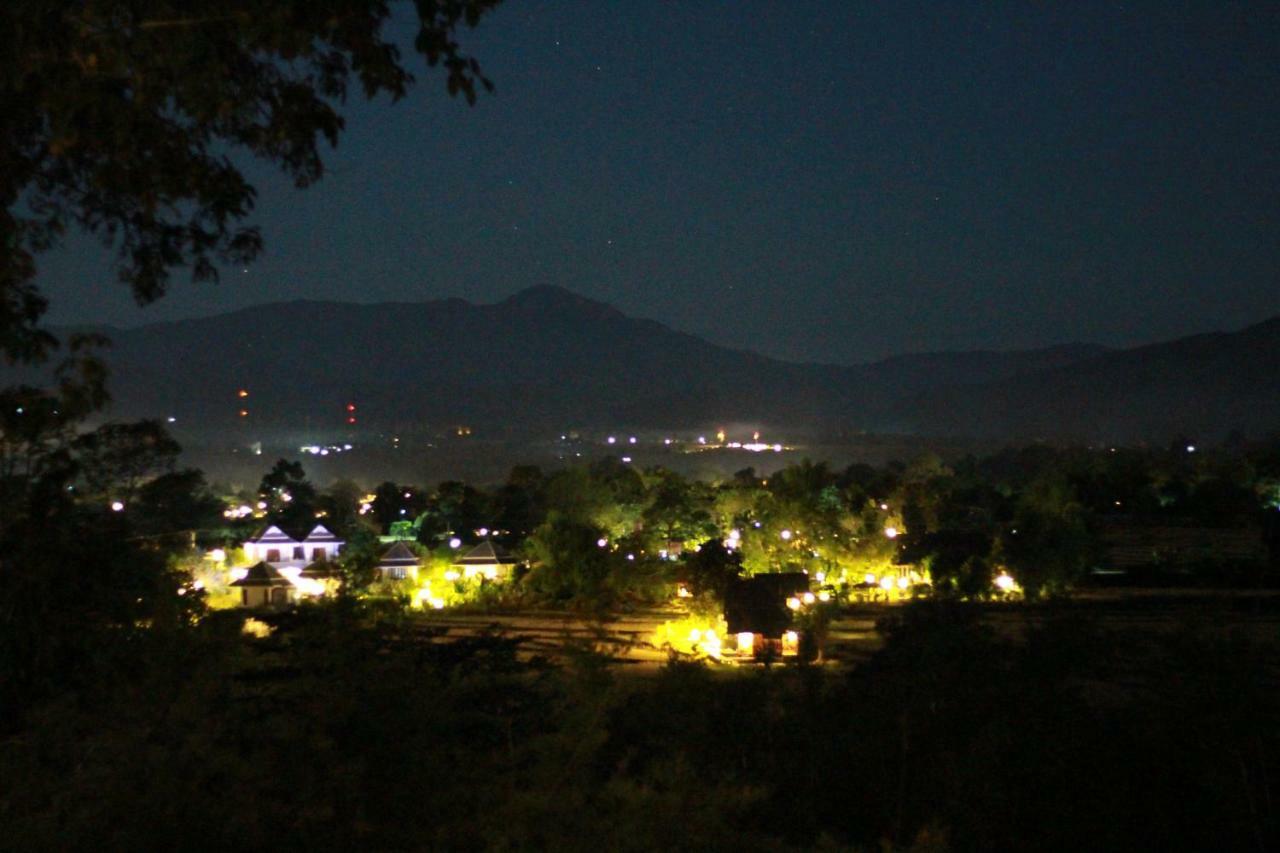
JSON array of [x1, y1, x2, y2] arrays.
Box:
[[1, 0, 500, 363]]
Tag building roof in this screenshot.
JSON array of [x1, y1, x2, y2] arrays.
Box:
[[455, 540, 517, 565], [303, 524, 341, 543], [249, 525, 297, 545], [230, 561, 295, 587], [378, 540, 420, 569], [299, 559, 340, 579]]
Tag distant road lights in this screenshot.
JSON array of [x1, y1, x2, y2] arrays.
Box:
[[1186, 444, 1197, 453], [607, 436, 617, 445], [628, 436, 637, 444], [448, 537, 462, 549], [879, 503, 889, 511], [884, 526, 899, 539], [597, 537, 609, 548], [110, 500, 125, 512]]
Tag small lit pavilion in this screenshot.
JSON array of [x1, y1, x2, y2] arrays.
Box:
[[230, 561, 298, 608], [377, 541, 420, 581], [453, 540, 518, 581]]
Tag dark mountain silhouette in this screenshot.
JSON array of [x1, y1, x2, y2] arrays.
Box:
[[896, 316, 1280, 442], [41, 285, 1280, 443]]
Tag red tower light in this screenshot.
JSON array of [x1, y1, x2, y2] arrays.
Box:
[[346, 403, 356, 412]]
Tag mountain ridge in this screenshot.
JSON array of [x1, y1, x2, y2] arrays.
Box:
[[34, 285, 1280, 443]]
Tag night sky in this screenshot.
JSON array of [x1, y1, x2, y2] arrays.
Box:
[[38, 1, 1280, 363]]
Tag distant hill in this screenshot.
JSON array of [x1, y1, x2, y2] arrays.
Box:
[[895, 316, 1280, 442], [37, 285, 1280, 444]]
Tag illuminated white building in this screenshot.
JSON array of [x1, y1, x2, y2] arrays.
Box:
[[244, 524, 344, 566]]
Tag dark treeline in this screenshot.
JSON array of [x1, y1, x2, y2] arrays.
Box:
[[1, 598, 1276, 851], [3, 395, 1280, 849]]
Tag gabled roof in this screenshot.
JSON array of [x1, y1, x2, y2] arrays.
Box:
[[378, 540, 420, 568], [230, 561, 295, 587], [302, 524, 341, 543], [299, 558, 340, 578], [455, 540, 517, 565], [250, 525, 298, 545]]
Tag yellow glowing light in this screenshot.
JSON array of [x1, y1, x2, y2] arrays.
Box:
[[786, 596, 802, 610], [737, 632, 755, 654], [206, 548, 226, 562], [688, 628, 702, 643], [865, 573, 877, 585], [802, 591, 816, 605], [897, 576, 909, 589], [716, 429, 726, 443], [995, 573, 1017, 592], [444, 570, 460, 582], [677, 584, 692, 598], [884, 526, 899, 539], [818, 590, 831, 602], [242, 618, 272, 638], [782, 631, 799, 656], [879, 576, 895, 591], [780, 529, 793, 541]]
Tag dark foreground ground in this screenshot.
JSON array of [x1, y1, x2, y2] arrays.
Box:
[[3, 591, 1277, 852]]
